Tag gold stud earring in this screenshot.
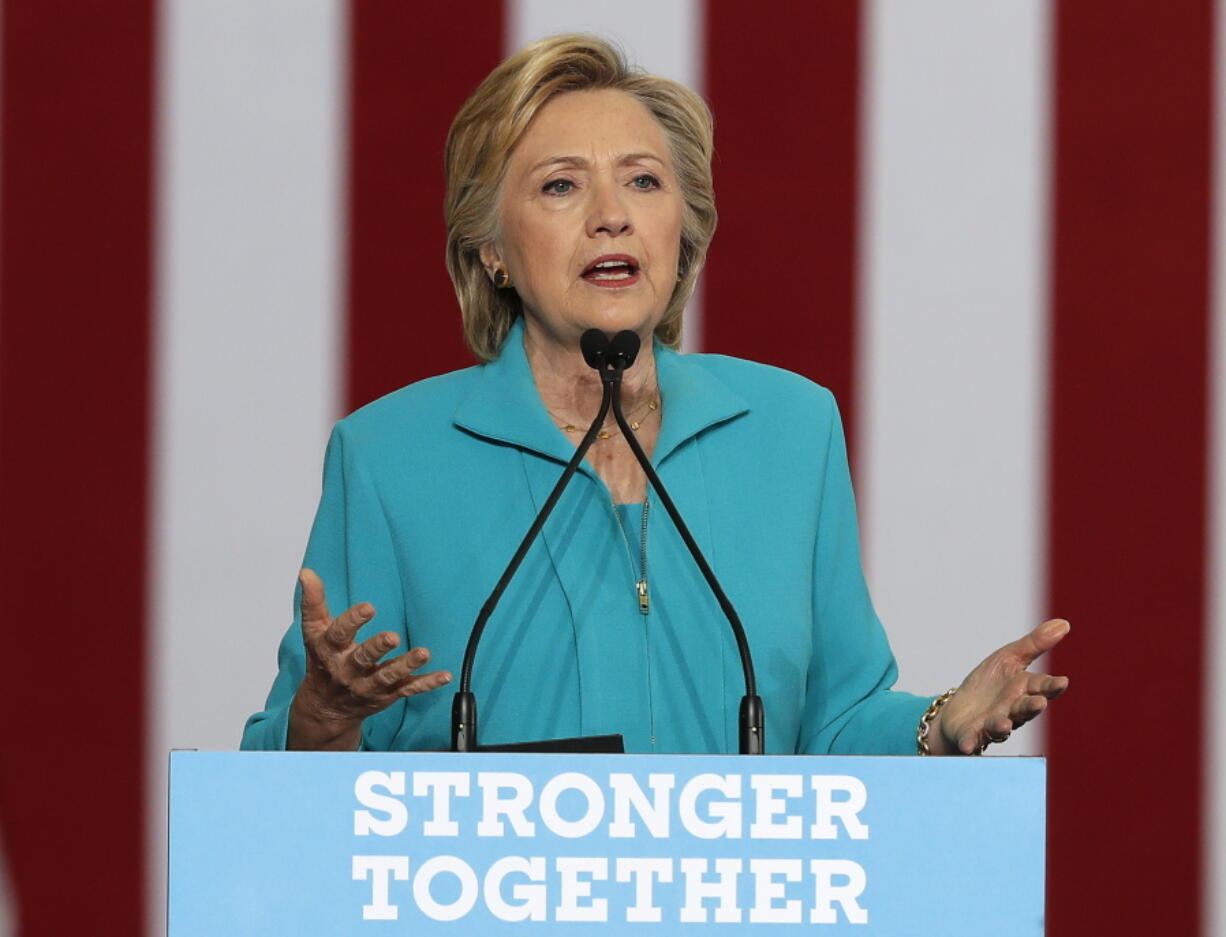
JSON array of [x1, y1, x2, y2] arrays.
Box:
[[493, 265, 513, 289]]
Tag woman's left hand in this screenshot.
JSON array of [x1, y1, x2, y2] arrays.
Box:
[[928, 619, 1071, 755]]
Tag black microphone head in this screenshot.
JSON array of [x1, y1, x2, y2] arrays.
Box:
[[609, 330, 641, 370], [580, 329, 610, 370]]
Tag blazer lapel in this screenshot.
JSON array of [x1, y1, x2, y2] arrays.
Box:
[[453, 318, 751, 467]]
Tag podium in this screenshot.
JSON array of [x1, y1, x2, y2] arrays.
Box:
[[168, 751, 1045, 935]]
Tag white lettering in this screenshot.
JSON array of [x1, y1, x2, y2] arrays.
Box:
[[809, 859, 868, 924], [353, 771, 407, 837], [352, 855, 408, 920], [476, 772, 536, 837], [413, 771, 469, 837], [555, 857, 608, 922], [810, 775, 869, 840], [609, 773, 674, 838], [483, 856, 546, 922], [539, 773, 605, 839], [615, 857, 673, 922], [679, 857, 743, 923], [749, 858, 803, 923], [678, 774, 742, 839], [749, 774, 803, 839], [412, 855, 478, 922]]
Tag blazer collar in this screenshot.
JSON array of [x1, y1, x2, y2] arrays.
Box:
[[452, 317, 749, 466]]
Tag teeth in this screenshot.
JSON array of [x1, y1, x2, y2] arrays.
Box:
[[584, 259, 635, 281]]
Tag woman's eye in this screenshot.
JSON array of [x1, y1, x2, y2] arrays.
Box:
[[631, 174, 661, 190], [542, 178, 573, 196]]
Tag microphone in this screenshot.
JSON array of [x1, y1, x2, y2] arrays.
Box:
[[450, 329, 620, 753], [607, 329, 640, 370], [601, 331, 765, 755], [580, 327, 610, 369], [450, 327, 764, 755]]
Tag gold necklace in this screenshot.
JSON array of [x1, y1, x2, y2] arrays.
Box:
[[551, 397, 660, 440]]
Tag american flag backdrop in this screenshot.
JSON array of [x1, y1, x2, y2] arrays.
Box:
[[0, 1, 1221, 934]]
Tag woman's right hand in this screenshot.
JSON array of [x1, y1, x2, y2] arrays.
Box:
[[287, 568, 452, 750]]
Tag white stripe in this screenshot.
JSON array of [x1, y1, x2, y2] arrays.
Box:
[[506, 0, 705, 351], [148, 1, 346, 933], [858, 0, 1051, 755], [508, 0, 701, 102], [1207, 0, 1226, 929]]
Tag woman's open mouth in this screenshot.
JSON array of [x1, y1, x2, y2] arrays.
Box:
[[581, 254, 641, 288]]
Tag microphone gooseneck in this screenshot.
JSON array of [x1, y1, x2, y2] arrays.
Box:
[[601, 331, 765, 755], [451, 332, 614, 752]]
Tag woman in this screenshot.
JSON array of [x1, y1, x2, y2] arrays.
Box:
[[242, 34, 1068, 756]]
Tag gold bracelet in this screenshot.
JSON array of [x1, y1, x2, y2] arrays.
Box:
[[916, 688, 961, 756]]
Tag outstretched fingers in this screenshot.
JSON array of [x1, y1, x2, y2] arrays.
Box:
[[937, 619, 1072, 756], [955, 728, 985, 756], [324, 601, 376, 651], [1009, 694, 1048, 724], [1030, 672, 1069, 698], [298, 568, 333, 634], [350, 630, 401, 671], [394, 669, 454, 698], [293, 569, 453, 740], [1008, 674, 1066, 720], [1005, 618, 1071, 666], [954, 714, 1017, 754], [356, 646, 452, 701]]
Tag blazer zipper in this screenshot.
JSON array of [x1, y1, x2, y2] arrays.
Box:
[[614, 498, 650, 614]]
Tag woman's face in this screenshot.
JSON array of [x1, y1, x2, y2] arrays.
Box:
[[485, 89, 685, 350]]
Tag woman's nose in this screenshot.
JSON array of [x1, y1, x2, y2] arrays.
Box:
[[585, 179, 633, 238]]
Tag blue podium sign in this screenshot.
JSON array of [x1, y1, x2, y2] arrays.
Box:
[[168, 752, 1044, 935]]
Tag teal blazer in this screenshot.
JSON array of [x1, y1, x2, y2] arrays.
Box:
[[242, 321, 929, 754]]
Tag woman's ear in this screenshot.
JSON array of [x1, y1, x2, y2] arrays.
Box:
[[478, 242, 501, 280]]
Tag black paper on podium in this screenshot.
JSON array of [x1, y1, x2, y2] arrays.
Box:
[[475, 733, 624, 753]]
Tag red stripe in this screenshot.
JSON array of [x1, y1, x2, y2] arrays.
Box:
[[1046, 4, 1213, 934], [344, 2, 504, 412], [703, 2, 863, 447], [0, 1, 155, 934]]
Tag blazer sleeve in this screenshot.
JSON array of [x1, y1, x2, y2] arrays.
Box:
[[796, 390, 931, 754], [240, 423, 410, 750]]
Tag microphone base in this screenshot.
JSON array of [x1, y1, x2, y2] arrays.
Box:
[[739, 695, 765, 755]]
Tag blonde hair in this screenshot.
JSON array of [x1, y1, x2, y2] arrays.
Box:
[[444, 34, 717, 360]]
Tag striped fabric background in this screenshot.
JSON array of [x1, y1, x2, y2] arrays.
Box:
[[0, 1, 1220, 934]]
